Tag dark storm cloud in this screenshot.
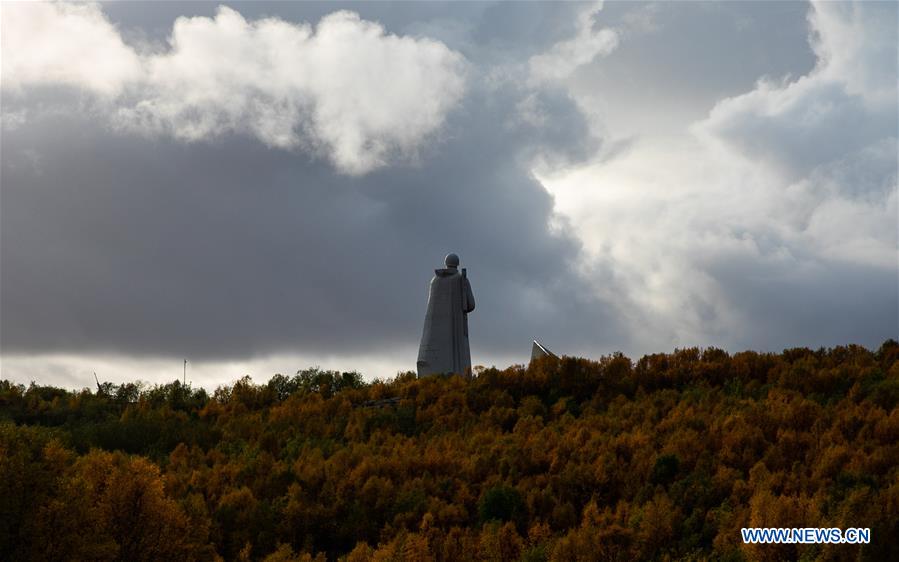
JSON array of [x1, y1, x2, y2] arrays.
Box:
[[707, 257, 898, 352], [3, 1, 896, 383], [1, 76, 624, 362]]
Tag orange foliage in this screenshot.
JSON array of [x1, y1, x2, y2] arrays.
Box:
[[1, 342, 897, 560]]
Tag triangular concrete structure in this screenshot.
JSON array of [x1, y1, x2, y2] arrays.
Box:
[[530, 340, 558, 362]]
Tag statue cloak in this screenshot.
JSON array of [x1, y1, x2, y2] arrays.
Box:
[[417, 267, 475, 377]]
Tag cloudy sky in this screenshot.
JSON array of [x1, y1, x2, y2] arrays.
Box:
[[1, 1, 896, 389]]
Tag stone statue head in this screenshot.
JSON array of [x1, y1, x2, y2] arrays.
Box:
[[444, 253, 460, 269]]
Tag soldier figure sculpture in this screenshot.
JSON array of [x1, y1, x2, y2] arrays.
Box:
[[417, 253, 475, 377]]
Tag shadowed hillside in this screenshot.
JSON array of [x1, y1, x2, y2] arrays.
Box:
[[2, 342, 898, 561]]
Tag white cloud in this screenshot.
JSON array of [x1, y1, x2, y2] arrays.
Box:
[[528, 1, 618, 84], [0, 2, 141, 95], [126, 8, 467, 174], [540, 0, 897, 351], [695, 1, 896, 180], [808, 1, 897, 104], [1, 4, 467, 175]]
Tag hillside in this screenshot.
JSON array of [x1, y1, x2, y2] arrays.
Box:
[[2, 342, 898, 561]]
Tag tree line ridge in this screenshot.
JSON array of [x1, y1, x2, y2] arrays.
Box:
[[2, 341, 898, 561]]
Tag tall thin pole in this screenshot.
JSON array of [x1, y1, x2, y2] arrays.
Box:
[[183, 359, 187, 385]]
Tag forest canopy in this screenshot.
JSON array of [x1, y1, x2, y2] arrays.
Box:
[[2, 342, 898, 561]]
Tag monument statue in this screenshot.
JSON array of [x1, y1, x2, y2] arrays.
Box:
[[417, 253, 476, 377]]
